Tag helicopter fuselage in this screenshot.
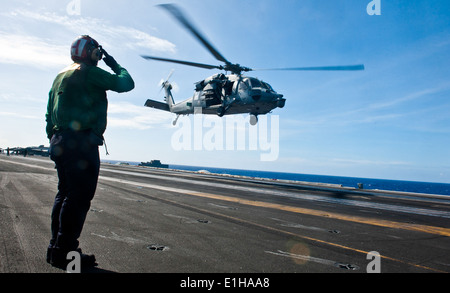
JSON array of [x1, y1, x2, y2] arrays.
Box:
[[143, 4, 363, 126], [164, 74, 285, 117]]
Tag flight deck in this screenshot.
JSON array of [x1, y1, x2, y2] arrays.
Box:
[[0, 154, 449, 274]]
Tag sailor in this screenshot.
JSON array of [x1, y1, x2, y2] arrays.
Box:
[[45, 35, 134, 269]]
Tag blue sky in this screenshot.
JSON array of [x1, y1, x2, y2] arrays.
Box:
[[1, 0, 449, 183]]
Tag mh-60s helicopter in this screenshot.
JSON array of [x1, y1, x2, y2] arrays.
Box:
[[142, 4, 364, 126]]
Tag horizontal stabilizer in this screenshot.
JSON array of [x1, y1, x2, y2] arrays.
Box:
[[145, 99, 171, 112]]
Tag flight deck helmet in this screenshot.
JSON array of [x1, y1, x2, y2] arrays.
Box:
[[70, 35, 102, 64]]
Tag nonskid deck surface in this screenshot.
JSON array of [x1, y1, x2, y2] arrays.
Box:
[[0, 155, 449, 274]]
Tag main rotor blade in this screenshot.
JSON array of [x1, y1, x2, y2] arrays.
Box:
[[141, 55, 221, 70], [253, 64, 365, 71], [158, 4, 230, 64]]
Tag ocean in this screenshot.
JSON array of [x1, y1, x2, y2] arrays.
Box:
[[103, 160, 450, 196]]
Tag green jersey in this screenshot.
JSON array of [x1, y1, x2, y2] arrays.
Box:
[[45, 62, 134, 140]]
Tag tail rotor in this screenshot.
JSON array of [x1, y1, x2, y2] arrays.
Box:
[[159, 69, 174, 90]]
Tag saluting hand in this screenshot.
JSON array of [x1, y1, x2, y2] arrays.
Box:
[[102, 48, 119, 70]]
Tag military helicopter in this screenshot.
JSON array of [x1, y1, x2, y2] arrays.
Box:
[[142, 4, 364, 125]]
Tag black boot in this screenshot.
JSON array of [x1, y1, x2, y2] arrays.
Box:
[[48, 247, 97, 270], [46, 245, 53, 264], [76, 248, 97, 268]]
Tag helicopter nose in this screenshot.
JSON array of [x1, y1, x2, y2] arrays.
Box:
[[277, 97, 286, 108]]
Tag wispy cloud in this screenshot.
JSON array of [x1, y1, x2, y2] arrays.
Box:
[[0, 9, 176, 69], [289, 81, 450, 131], [0, 32, 69, 68], [366, 82, 450, 111], [12, 10, 176, 53], [0, 111, 40, 120], [108, 102, 173, 130]]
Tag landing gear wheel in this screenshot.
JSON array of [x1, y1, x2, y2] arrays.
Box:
[[217, 106, 225, 117], [249, 115, 258, 126], [172, 115, 180, 126]]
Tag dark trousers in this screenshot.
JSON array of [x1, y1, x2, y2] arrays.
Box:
[[49, 129, 100, 252]]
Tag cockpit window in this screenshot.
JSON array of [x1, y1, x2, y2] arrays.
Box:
[[261, 82, 273, 91], [239, 79, 250, 90], [248, 78, 262, 88]]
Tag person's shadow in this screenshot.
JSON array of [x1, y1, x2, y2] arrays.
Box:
[[81, 266, 117, 273]]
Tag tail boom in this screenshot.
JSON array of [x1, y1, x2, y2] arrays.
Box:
[[144, 99, 171, 112]]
